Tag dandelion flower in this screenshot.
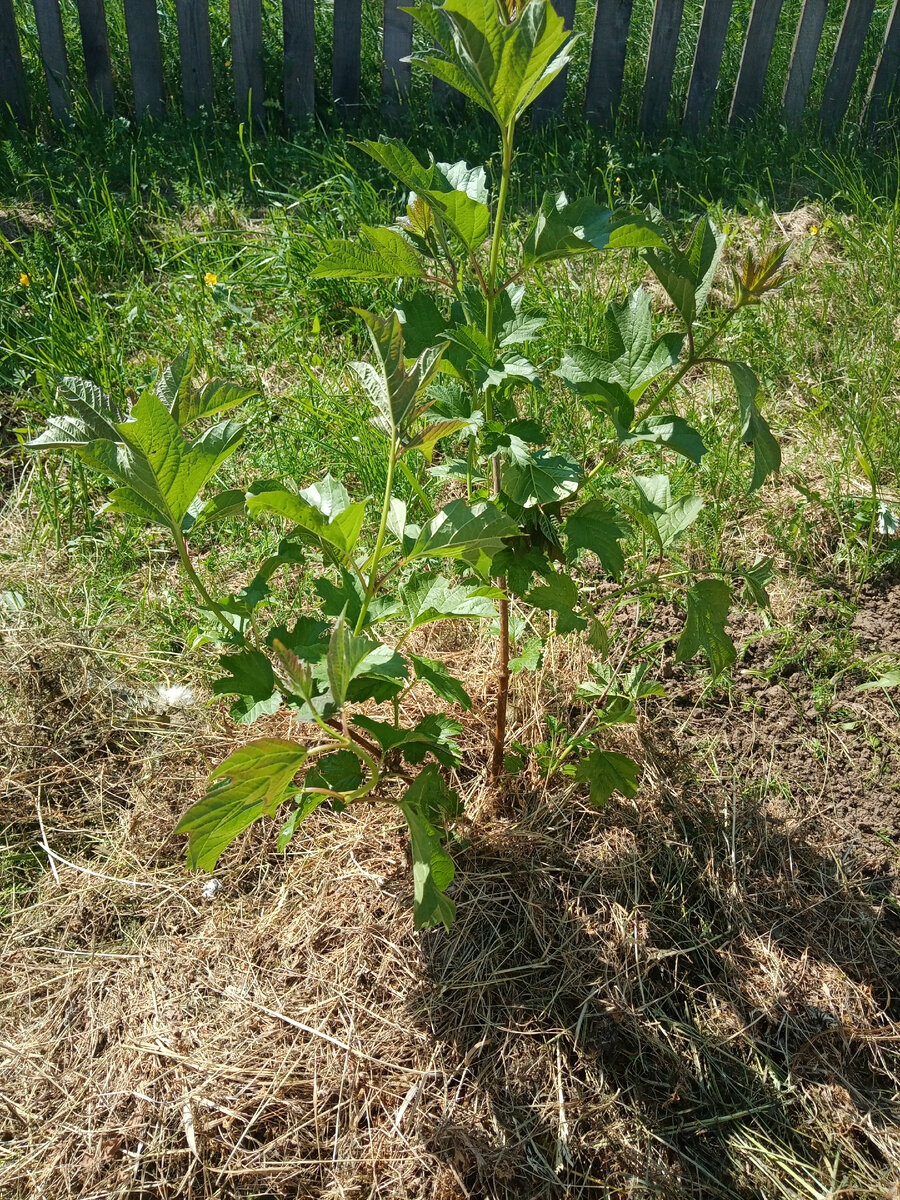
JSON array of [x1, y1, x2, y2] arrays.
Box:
[[809, 225, 819, 236], [19, 272, 30, 286], [204, 271, 218, 287]]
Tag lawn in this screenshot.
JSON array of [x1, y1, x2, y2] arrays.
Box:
[[1, 64, 900, 1200]]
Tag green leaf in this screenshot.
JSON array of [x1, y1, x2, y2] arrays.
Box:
[[28, 381, 244, 531], [171, 378, 257, 428], [742, 555, 775, 608], [181, 489, 248, 533], [402, 418, 470, 461], [676, 578, 736, 677], [396, 292, 450, 357], [525, 572, 586, 634], [644, 216, 725, 328], [632, 474, 704, 548], [574, 749, 640, 807], [312, 225, 425, 280], [401, 571, 502, 629], [155, 346, 195, 417], [564, 499, 626, 578], [411, 653, 472, 710], [358, 139, 491, 252], [409, 499, 519, 571], [557, 291, 683, 406], [620, 415, 708, 464], [855, 668, 900, 692], [510, 636, 544, 674], [175, 739, 308, 870], [350, 310, 445, 438], [327, 620, 406, 707], [305, 749, 364, 794], [727, 362, 781, 491], [399, 765, 457, 931], [213, 649, 282, 724], [246, 483, 367, 557], [408, 0, 574, 125], [491, 542, 552, 596], [500, 443, 582, 509], [523, 195, 665, 268], [354, 713, 463, 768]]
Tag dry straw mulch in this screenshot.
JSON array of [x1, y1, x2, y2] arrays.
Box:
[[2, 615, 900, 1200]]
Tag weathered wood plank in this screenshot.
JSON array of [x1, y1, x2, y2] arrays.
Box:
[[33, 0, 70, 123], [639, 0, 686, 134], [124, 0, 165, 119], [729, 0, 785, 123], [0, 0, 28, 125], [820, 0, 877, 133], [175, 0, 214, 117], [532, 0, 576, 123], [864, 0, 900, 127], [382, 0, 413, 118], [584, 0, 633, 127], [283, 0, 315, 123], [333, 0, 361, 113], [782, 0, 828, 126], [683, 0, 734, 135], [230, 0, 265, 126], [75, 0, 115, 114]]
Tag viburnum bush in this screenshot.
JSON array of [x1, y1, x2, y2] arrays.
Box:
[[28, 0, 788, 930]]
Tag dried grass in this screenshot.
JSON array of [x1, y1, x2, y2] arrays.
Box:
[[2, 596, 900, 1200]]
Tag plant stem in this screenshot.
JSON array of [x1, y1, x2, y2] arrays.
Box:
[[485, 121, 515, 344], [172, 524, 237, 640], [356, 433, 397, 634], [485, 120, 516, 784]]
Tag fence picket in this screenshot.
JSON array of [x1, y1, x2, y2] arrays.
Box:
[[283, 0, 315, 122], [382, 0, 413, 117], [333, 0, 361, 113], [33, 0, 70, 123], [0, 0, 28, 125], [1, 0, 892, 135], [584, 0, 633, 127], [75, 0, 115, 114], [124, 0, 165, 118], [865, 0, 900, 127], [533, 0, 576, 122], [683, 0, 734, 135], [821, 0, 877, 133], [640, 0, 686, 133], [782, 0, 828, 125], [729, 0, 784, 123], [175, 0, 214, 117], [230, 0, 265, 126]]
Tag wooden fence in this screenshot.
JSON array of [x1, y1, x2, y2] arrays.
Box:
[[1, 0, 898, 135]]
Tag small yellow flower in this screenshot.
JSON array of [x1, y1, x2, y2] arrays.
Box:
[[615, 176, 621, 182], [204, 271, 218, 287], [19, 272, 30, 286], [809, 224, 819, 235], [225, 60, 232, 68]]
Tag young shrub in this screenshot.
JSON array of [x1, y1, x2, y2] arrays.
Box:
[[28, 0, 788, 929]]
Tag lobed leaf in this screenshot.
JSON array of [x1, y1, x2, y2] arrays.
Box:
[[175, 739, 308, 871]]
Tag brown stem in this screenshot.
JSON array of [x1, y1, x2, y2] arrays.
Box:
[[490, 454, 509, 783]]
